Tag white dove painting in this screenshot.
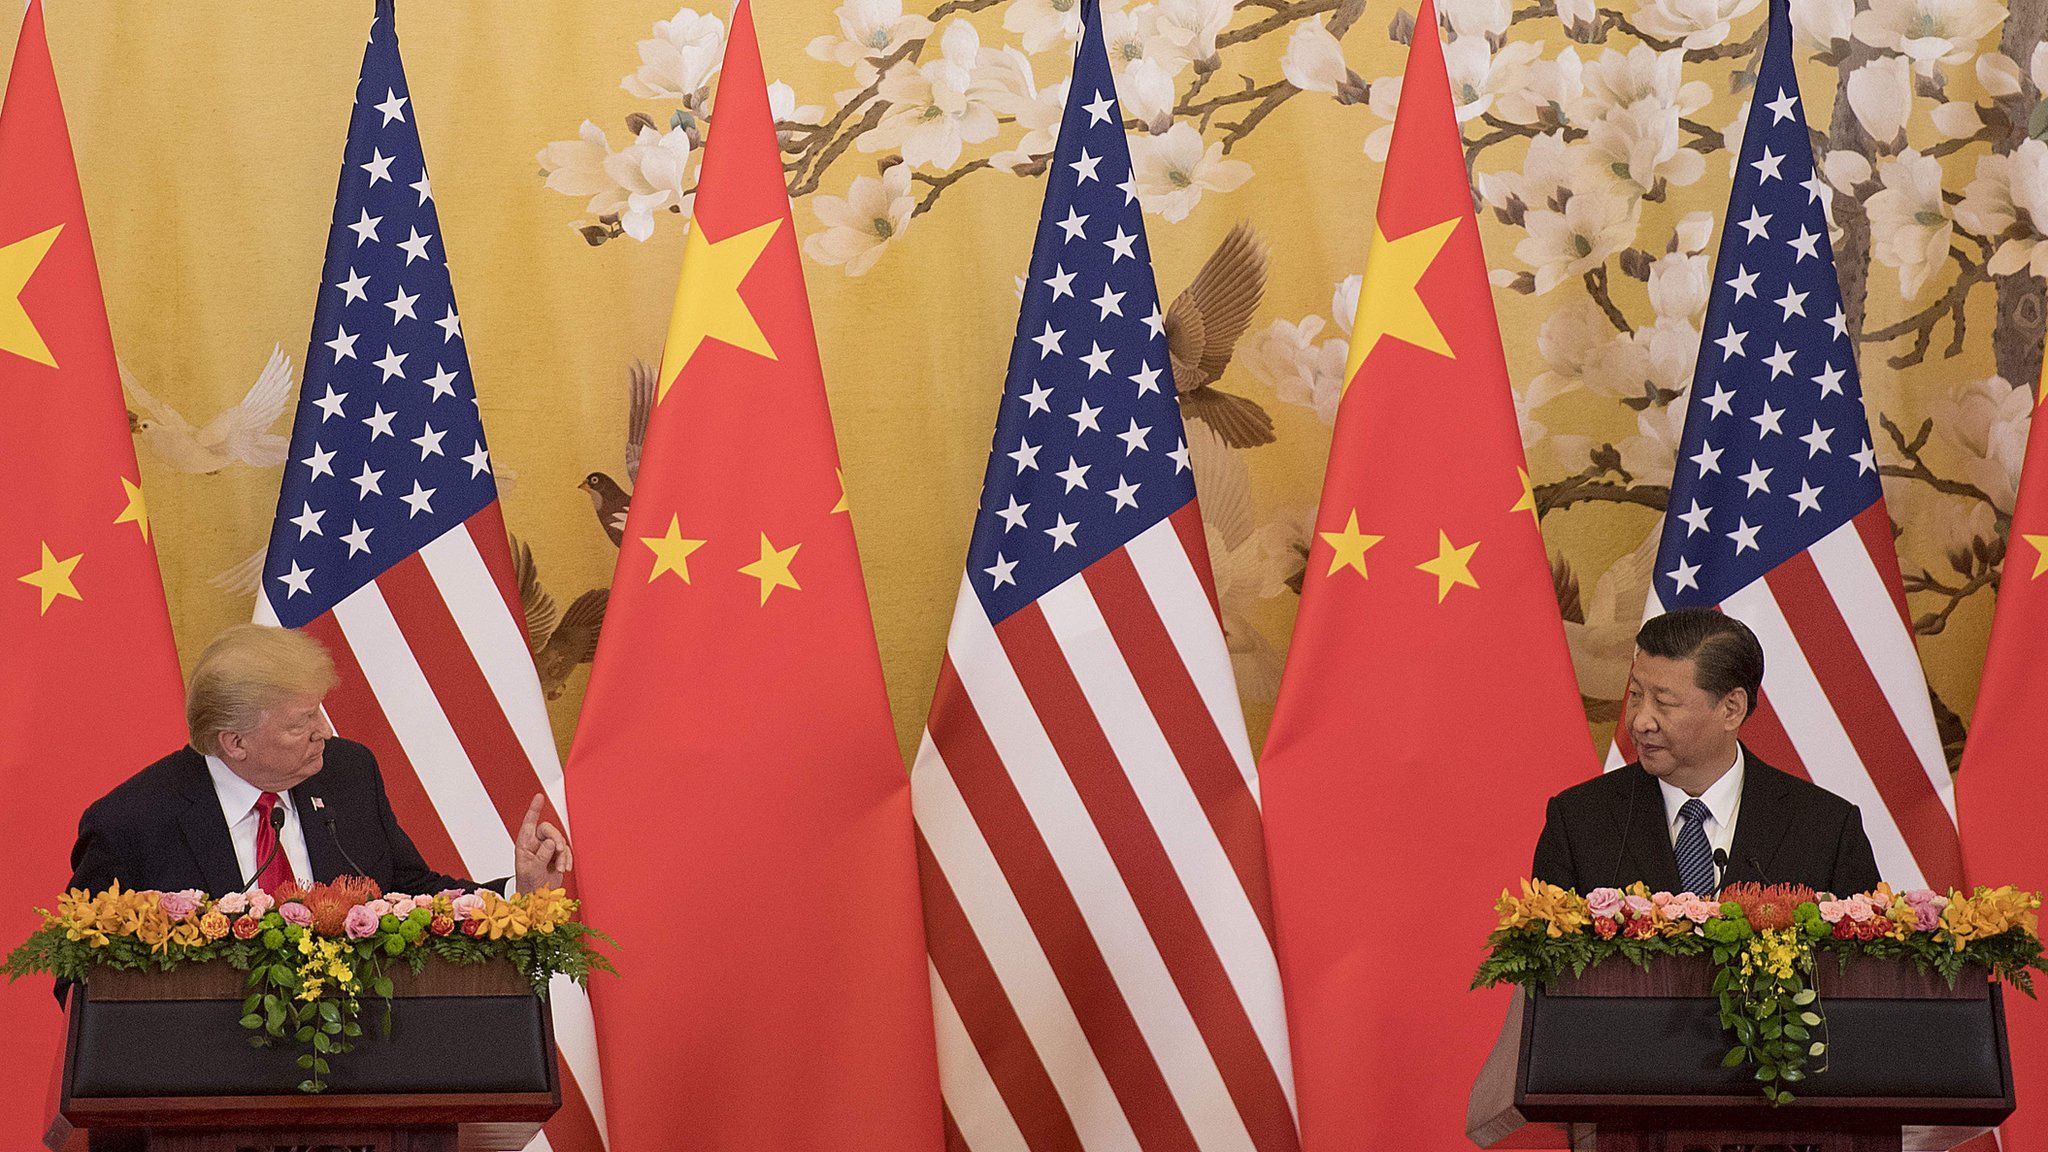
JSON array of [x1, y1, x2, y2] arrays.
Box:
[[121, 344, 295, 473]]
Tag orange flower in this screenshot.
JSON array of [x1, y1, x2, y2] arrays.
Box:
[[134, 906, 173, 951], [1722, 883, 1816, 933], [199, 911, 232, 941]]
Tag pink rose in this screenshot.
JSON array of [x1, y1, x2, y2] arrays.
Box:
[[365, 899, 393, 918], [1818, 899, 1847, 924], [1622, 894, 1655, 918], [452, 893, 486, 920], [279, 902, 312, 928], [159, 892, 201, 921], [1681, 896, 1719, 924], [438, 888, 467, 901], [246, 890, 277, 916], [1586, 888, 1625, 919], [343, 905, 380, 939], [216, 892, 249, 916], [1844, 895, 1875, 923]]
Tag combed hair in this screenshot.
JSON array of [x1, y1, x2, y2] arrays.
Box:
[[186, 625, 338, 755], [1635, 608, 1765, 719]]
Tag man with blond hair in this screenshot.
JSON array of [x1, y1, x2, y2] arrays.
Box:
[[67, 623, 570, 899]]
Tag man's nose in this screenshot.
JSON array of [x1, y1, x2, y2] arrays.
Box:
[[312, 716, 333, 741]]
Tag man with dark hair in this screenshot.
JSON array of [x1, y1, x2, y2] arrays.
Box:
[[1532, 607, 1882, 895]]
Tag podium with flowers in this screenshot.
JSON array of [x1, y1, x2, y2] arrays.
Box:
[[1466, 880, 2040, 1152], [5, 881, 609, 1152]]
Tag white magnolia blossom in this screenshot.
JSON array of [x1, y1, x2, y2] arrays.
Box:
[[1720, 97, 1751, 173], [768, 81, 826, 126], [1516, 182, 1641, 293], [538, 120, 623, 217], [1243, 315, 1348, 424], [2035, 41, 2048, 89], [1555, 0, 1598, 33], [980, 48, 1069, 170], [1330, 274, 1360, 342], [1629, 0, 1764, 51], [1004, 0, 1084, 53], [1445, 36, 1543, 124], [1478, 130, 1580, 216], [1844, 54, 1914, 146], [1957, 139, 2048, 277], [1129, 121, 1253, 222], [858, 21, 1000, 169], [1617, 393, 1692, 486], [1103, 3, 1185, 75], [1589, 102, 1706, 192], [622, 7, 725, 103], [1932, 101, 1982, 138], [1976, 51, 2025, 96], [1281, 19, 1359, 99], [1362, 75, 1402, 161], [1672, 208, 1715, 253], [1929, 376, 2033, 513], [604, 125, 697, 241], [1789, 0, 1855, 48], [1852, 0, 2003, 77], [1822, 148, 1874, 193], [1890, 482, 2002, 571], [1117, 56, 1181, 131], [1150, 0, 1237, 69], [1530, 297, 1624, 403], [1492, 48, 1586, 127], [1440, 0, 1514, 40], [1647, 248, 1711, 320], [807, 0, 935, 82], [1866, 150, 1953, 298], [803, 163, 916, 276], [1575, 46, 1710, 191]]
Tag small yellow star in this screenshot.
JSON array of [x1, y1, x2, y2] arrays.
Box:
[[1416, 530, 1481, 602], [0, 224, 64, 368], [1512, 467, 1537, 518], [641, 515, 707, 584], [19, 541, 82, 614], [114, 476, 151, 542], [833, 467, 850, 515], [1318, 510, 1385, 579], [1344, 216, 1460, 385], [2022, 534, 2048, 580], [739, 532, 801, 604], [655, 218, 782, 402]]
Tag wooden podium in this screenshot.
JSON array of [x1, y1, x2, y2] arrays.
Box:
[[1468, 955, 2014, 1151], [48, 961, 561, 1152]]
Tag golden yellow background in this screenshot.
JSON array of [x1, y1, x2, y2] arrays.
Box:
[[5, 0, 2036, 766]]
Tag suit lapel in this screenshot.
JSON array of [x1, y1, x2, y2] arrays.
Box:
[[1622, 765, 1685, 893], [174, 751, 248, 897], [291, 778, 344, 883], [1728, 748, 1795, 886]]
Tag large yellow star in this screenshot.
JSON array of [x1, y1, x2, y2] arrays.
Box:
[[656, 218, 782, 401], [114, 476, 151, 542], [739, 532, 801, 605], [2022, 534, 2048, 580], [1318, 510, 1384, 579], [0, 224, 64, 368], [1416, 530, 1480, 602], [19, 541, 82, 614], [832, 467, 850, 515], [1344, 216, 1460, 384], [641, 514, 707, 583]]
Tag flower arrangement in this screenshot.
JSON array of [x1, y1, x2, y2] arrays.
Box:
[[3, 879, 612, 1093], [1475, 878, 2043, 1104]]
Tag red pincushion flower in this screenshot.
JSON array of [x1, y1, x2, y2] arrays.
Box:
[[1833, 918, 1857, 940], [1594, 917, 1619, 939], [1721, 882, 1816, 932]]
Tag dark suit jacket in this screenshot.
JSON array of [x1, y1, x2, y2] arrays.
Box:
[[1531, 748, 1882, 896], [67, 738, 499, 899]]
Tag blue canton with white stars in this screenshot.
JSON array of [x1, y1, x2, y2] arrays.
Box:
[[965, 6, 1195, 624], [1655, 0, 1879, 608], [263, 0, 495, 628]]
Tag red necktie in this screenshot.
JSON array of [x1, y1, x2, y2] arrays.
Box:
[[252, 792, 295, 894]]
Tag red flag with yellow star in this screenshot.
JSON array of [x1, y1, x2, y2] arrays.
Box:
[[561, 3, 943, 1148], [1957, 361, 2048, 1152], [0, 2, 187, 1145], [1256, 3, 1598, 1148]]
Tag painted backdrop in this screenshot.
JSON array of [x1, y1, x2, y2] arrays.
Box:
[[5, 0, 2040, 769]]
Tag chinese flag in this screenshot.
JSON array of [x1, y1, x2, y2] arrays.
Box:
[[0, 2, 188, 1146], [1256, 3, 1598, 1148], [1957, 360, 2048, 1152], [561, 2, 943, 1148]]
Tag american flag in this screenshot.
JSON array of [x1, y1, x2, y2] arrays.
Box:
[[910, 7, 1299, 1151], [256, 4, 607, 1149], [1612, 0, 1962, 892]]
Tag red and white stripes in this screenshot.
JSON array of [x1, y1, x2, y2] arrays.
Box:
[[915, 510, 1298, 1152], [261, 514, 609, 1152]]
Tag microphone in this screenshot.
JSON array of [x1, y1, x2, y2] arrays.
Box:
[[1712, 847, 1728, 894], [243, 802, 288, 892], [317, 803, 371, 879]]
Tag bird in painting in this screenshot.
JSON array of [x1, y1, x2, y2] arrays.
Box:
[[579, 358, 653, 547], [1165, 221, 1276, 450]]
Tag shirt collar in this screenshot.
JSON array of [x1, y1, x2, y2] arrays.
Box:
[[1658, 744, 1745, 828], [205, 754, 292, 827]]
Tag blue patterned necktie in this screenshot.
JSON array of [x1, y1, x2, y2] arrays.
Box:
[[1675, 798, 1718, 896]]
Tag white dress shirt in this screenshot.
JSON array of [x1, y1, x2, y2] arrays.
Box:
[[1657, 745, 1745, 869], [206, 755, 314, 891]]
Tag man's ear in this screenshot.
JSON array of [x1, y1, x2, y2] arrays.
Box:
[[216, 730, 246, 761], [1719, 689, 1748, 731]]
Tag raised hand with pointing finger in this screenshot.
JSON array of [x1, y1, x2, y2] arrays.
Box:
[[514, 793, 573, 892]]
